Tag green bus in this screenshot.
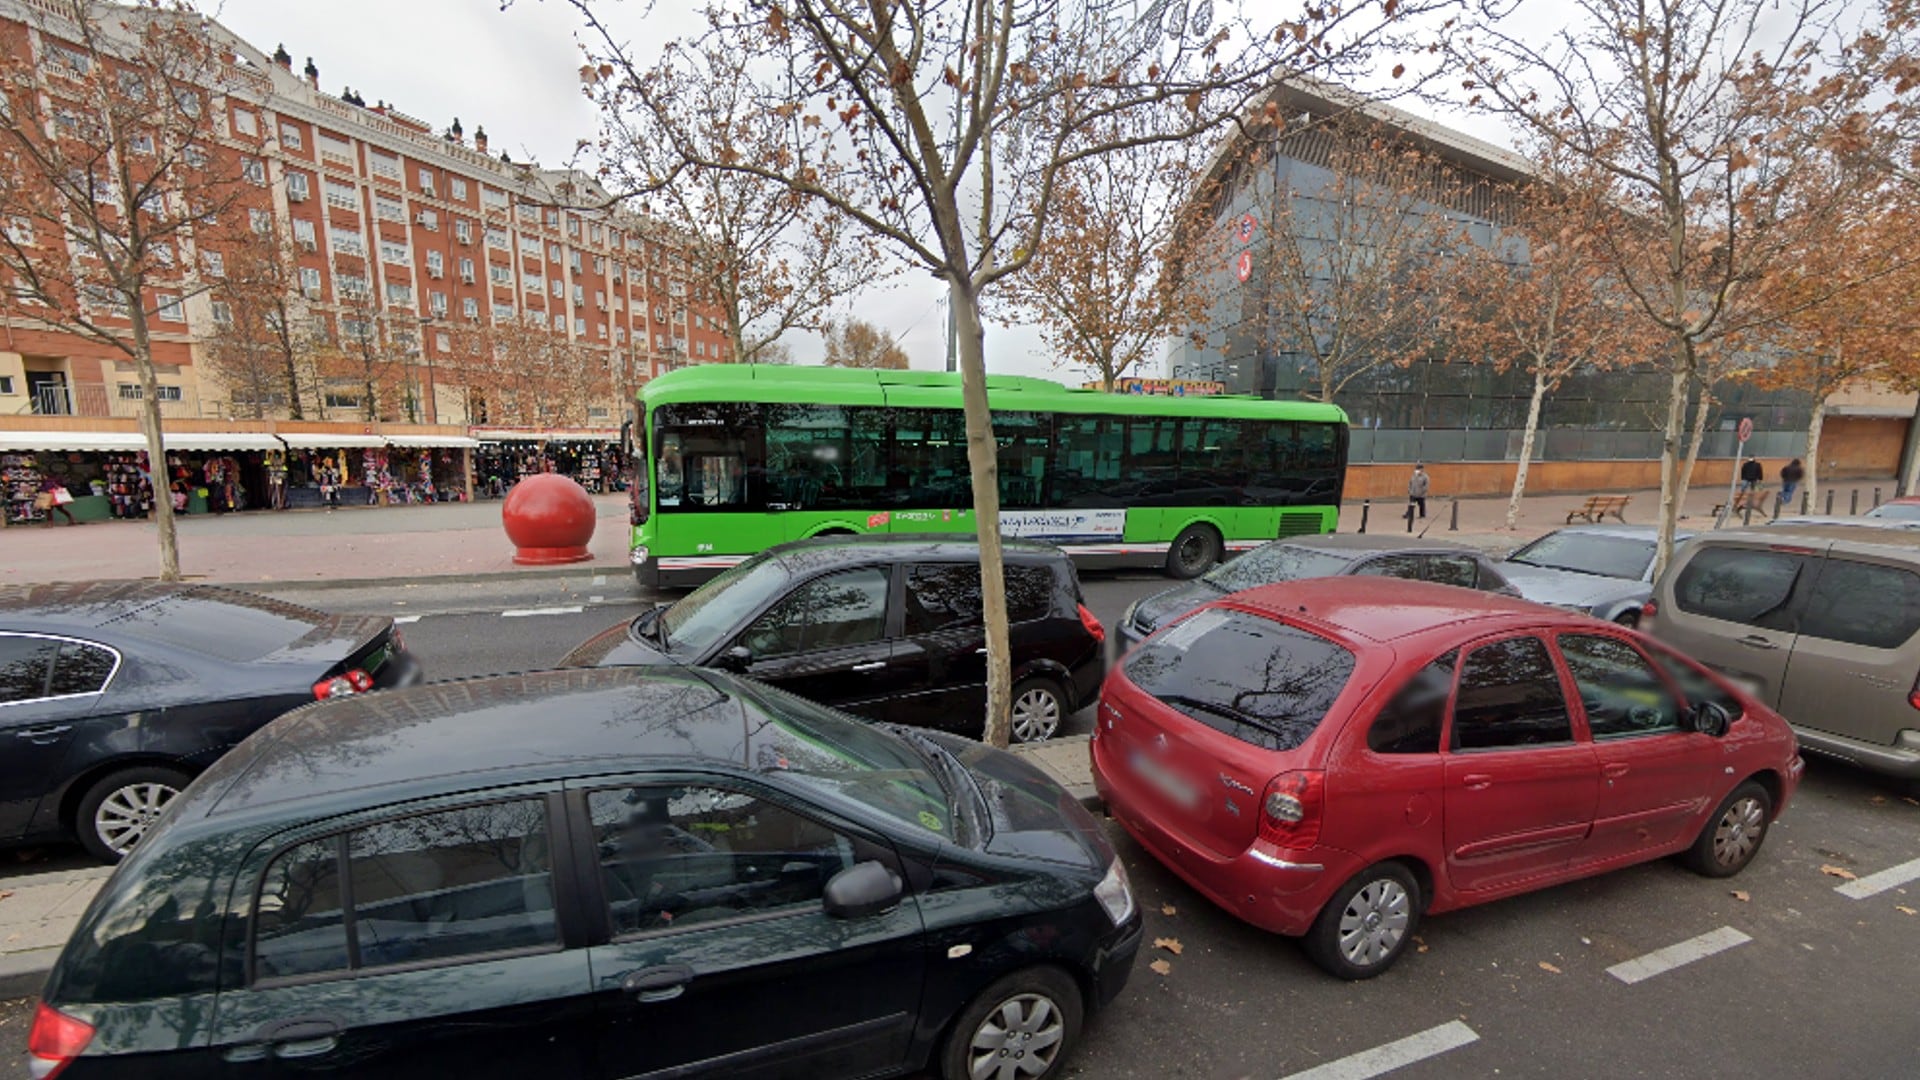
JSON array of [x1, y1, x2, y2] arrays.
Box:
[[626, 365, 1349, 587]]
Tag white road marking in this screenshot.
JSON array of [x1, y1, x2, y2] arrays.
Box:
[[1606, 927, 1751, 985], [1280, 1021, 1479, 1080], [592, 575, 607, 586], [501, 606, 584, 618], [392, 615, 422, 625], [1834, 855, 1920, 900], [589, 595, 606, 603]]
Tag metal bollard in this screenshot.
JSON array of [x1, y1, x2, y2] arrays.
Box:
[[1851, 489, 1860, 515], [1826, 489, 1835, 515], [1874, 486, 1882, 509], [1404, 503, 1416, 533], [1742, 502, 1753, 527], [1359, 500, 1369, 534], [1449, 500, 1460, 531], [1802, 491, 1811, 514]]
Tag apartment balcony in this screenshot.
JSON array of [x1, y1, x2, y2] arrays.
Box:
[[17, 382, 208, 420]]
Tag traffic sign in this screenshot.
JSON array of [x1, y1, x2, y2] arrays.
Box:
[[1736, 417, 1754, 443], [1235, 250, 1252, 282]]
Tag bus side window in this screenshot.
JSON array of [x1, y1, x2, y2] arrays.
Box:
[[658, 434, 684, 506]]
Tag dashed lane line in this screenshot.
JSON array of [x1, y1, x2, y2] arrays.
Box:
[[393, 615, 422, 624], [1606, 926, 1751, 985], [500, 606, 586, 618], [1280, 1021, 1480, 1080], [1835, 855, 1920, 900]]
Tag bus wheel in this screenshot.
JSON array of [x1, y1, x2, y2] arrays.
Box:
[[1165, 524, 1221, 579]]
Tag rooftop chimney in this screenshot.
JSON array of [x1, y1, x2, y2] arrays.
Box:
[[272, 44, 291, 70], [473, 126, 488, 154], [303, 57, 318, 89]]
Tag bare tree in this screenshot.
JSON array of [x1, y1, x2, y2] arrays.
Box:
[[822, 317, 909, 369], [316, 268, 412, 423], [454, 316, 597, 427], [203, 226, 316, 418], [1448, 0, 1908, 574], [567, 0, 1436, 745], [0, 0, 255, 579]]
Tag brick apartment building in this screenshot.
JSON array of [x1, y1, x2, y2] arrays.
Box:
[[0, 0, 730, 436]]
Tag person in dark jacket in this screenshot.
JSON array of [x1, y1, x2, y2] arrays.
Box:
[[1408, 463, 1430, 519], [1739, 458, 1764, 493], [1779, 459, 1805, 509]]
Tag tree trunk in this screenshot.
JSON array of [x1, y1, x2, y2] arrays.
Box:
[[1804, 398, 1826, 511], [952, 278, 1012, 747], [129, 307, 181, 581], [1676, 376, 1713, 520], [283, 339, 304, 420], [1900, 409, 1920, 498], [1652, 346, 1691, 580], [1506, 367, 1548, 530]]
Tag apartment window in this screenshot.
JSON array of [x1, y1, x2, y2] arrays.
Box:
[[695, 340, 705, 358], [368, 151, 401, 180], [573, 317, 586, 335], [590, 225, 604, 244], [481, 187, 508, 210], [233, 109, 257, 136], [49, 44, 92, 76], [463, 297, 479, 319], [127, 132, 154, 155], [337, 273, 369, 299], [7, 217, 39, 248], [418, 209, 439, 232], [492, 302, 515, 320], [418, 168, 435, 194], [523, 273, 544, 292], [330, 234, 365, 258], [380, 241, 410, 264], [655, 334, 666, 349], [450, 178, 468, 201], [572, 284, 584, 304], [299, 266, 322, 296], [281, 124, 303, 151], [292, 219, 317, 246], [693, 313, 703, 330], [566, 217, 580, 237], [597, 323, 607, 339], [0, 376, 13, 394], [516, 204, 540, 222], [458, 256, 475, 281], [248, 208, 272, 235], [490, 265, 513, 286], [242, 158, 266, 185], [548, 244, 562, 262], [324, 178, 358, 211], [426, 251, 444, 276], [485, 228, 509, 249], [528, 311, 547, 328], [429, 291, 447, 316], [318, 132, 353, 162], [387, 283, 413, 306], [286, 172, 310, 201], [595, 290, 606, 308], [434, 331, 451, 351], [174, 88, 202, 118], [211, 301, 232, 326], [545, 209, 559, 227], [454, 220, 473, 244], [374, 196, 404, 223], [569, 251, 583, 273], [592, 255, 606, 273], [156, 294, 185, 322], [519, 236, 542, 258], [118, 383, 183, 401], [202, 251, 225, 277]]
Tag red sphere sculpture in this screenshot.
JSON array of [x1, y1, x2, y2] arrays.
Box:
[[502, 473, 596, 565]]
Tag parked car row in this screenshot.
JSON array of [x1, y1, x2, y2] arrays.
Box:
[[27, 513, 1920, 1074]]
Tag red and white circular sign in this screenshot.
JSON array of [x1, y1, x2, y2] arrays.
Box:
[[1234, 250, 1252, 282], [1237, 213, 1257, 243], [1736, 417, 1754, 443]]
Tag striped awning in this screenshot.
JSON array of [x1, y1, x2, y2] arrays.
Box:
[[149, 433, 284, 452], [278, 434, 388, 449], [0, 431, 149, 452], [383, 434, 480, 449]]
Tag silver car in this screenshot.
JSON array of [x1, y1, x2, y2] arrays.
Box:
[[1499, 524, 1695, 627], [1647, 523, 1920, 788]]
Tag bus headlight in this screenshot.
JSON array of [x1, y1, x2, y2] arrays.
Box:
[[628, 545, 650, 566]]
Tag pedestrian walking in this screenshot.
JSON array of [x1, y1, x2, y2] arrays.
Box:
[[1739, 457, 1763, 493], [1779, 458, 1804, 509], [37, 474, 79, 527], [1408, 463, 1430, 520]]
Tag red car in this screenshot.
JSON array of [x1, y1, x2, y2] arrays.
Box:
[[1093, 578, 1803, 979]]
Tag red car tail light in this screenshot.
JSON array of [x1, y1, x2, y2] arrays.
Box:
[[28, 1003, 94, 1078], [1259, 770, 1325, 850], [1077, 603, 1106, 645], [1640, 600, 1657, 621], [313, 669, 375, 700]]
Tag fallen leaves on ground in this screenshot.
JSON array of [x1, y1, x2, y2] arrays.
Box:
[[1538, 961, 1562, 974], [1904, 797, 1920, 807], [1161, 903, 1177, 916], [1897, 906, 1918, 917], [1413, 936, 1428, 954], [1869, 795, 1888, 806], [0, 890, 12, 902], [1153, 937, 1184, 956], [1821, 864, 1858, 881], [1731, 890, 1750, 902], [1149, 959, 1172, 976]]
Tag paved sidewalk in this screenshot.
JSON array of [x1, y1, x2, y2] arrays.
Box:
[[0, 864, 112, 996], [1014, 735, 1098, 809]]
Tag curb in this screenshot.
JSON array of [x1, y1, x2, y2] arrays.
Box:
[[208, 563, 644, 595], [0, 950, 54, 1000]]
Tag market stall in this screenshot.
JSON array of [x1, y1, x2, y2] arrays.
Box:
[[1, 432, 152, 524], [471, 428, 627, 497]]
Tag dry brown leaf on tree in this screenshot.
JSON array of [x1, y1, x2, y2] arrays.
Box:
[[1821, 865, 1858, 881], [1149, 958, 1172, 976], [1153, 937, 1184, 956]]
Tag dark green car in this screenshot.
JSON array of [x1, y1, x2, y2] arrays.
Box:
[[30, 667, 1141, 1079]]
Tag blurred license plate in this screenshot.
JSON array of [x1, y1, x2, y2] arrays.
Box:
[[1129, 749, 1200, 810]]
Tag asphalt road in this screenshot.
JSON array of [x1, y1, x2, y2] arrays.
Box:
[[8, 570, 1919, 1077]]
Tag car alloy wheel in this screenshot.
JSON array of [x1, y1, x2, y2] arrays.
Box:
[[966, 992, 1066, 1080], [1712, 794, 1767, 868], [1010, 685, 1063, 743], [1337, 877, 1412, 969], [94, 781, 181, 858]]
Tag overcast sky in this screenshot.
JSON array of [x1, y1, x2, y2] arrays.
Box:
[[210, 0, 1529, 382]]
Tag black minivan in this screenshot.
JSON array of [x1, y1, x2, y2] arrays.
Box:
[[562, 536, 1107, 743], [32, 667, 1141, 1079]]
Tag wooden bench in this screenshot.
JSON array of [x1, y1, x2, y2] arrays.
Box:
[[1711, 490, 1768, 518], [1567, 494, 1631, 524]]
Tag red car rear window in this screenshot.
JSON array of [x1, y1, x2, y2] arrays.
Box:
[[1123, 608, 1355, 750]]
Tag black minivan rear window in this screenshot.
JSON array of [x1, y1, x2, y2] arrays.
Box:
[[1123, 608, 1355, 750]]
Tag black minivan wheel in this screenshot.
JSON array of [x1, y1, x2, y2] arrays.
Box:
[[1009, 678, 1067, 744], [939, 966, 1084, 1080], [1165, 523, 1221, 579], [75, 765, 191, 862], [1302, 862, 1422, 980], [1684, 780, 1773, 878]]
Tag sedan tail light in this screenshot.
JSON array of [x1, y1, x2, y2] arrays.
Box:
[[313, 669, 375, 700], [28, 1003, 94, 1079], [1077, 603, 1106, 645], [1259, 770, 1326, 850]]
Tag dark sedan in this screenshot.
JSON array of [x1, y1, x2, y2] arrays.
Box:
[[0, 581, 419, 860], [564, 535, 1105, 743], [33, 667, 1140, 1080], [1118, 534, 1519, 649]]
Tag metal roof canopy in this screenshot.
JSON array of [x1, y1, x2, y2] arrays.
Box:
[[0, 432, 150, 452], [384, 435, 481, 449], [153, 433, 284, 452], [279, 434, 387, 449]]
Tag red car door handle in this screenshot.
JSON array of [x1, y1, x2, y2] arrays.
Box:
[[1603, 763, 1631, 778], [1462, 774, 1493, 790]]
